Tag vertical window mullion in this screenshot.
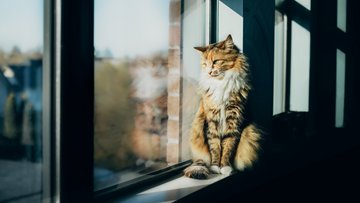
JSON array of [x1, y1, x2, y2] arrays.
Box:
[[55, 0, 61, 201], [205, 0, 219, 44], [56, 0, 94, 202], [285, 12, 292, 112], [43, 0, 56, 202]]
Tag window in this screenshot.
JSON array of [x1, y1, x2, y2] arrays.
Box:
[[337, 0, 346, 32], [273, 0, 311, 115], [218, 0, 243, 48], [295, 0, 311, 10], [93, 0, 245, 194], [273, 8, 286, 115], [0, 0, 245, 201], [93, 0, 208, 190], [290, 20, 310, 112], [335, 0, 347, 127], [0, 0, 44, 202], [335, 49, 346, 128], [273, 0, 351, 129], [0, 0, 282, 202]]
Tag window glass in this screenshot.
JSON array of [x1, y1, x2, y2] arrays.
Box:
[[181, 0, 206, 160], [0, 0, 44, 202], [94, 0, 206, 190], [290, 20, 310, 112], [219, 0, 243, 49], [295, 0, 311, 10], [337, 0, 347, 32], [273, 10, 286, 115], [335, 49, 346, 128]]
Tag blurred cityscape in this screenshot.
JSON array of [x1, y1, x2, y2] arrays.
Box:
[[0, 47, 42, 162], [0, 47, 43, 202], [0, 48, 171, 191], [94, 53, 169, 174]]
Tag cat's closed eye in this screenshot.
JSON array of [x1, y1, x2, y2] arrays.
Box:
[[213, 59, 224, 64]]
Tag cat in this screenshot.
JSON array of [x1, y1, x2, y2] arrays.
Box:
[[184, 35, 261, 179]]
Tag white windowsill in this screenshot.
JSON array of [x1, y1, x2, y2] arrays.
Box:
[[114, 173, 231, 203]]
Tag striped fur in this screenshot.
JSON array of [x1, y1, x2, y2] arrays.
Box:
[[184, 35, 261, 179]]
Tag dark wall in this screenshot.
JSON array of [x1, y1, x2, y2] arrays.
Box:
[[243, 0, 274, 133]]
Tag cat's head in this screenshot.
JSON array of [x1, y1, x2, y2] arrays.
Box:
[[194, 35, 246, 80]]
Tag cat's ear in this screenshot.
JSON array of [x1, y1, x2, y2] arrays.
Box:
[[224, 34, 234, 49], [194, 46, 207, 53]]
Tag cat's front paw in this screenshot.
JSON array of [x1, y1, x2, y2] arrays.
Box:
[[220, 166, 233, 175], [210, 165, 221, 174]]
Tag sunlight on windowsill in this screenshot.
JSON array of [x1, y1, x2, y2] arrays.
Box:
[[117, 173, 230, 203], [140, 174, 227, 195]]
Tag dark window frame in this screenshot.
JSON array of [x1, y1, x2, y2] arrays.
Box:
[[276, 0, 311, 112], [44, 0, 94, 202], [44, 0, 202, 201]]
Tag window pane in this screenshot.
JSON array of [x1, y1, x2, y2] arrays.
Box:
[[94, 0, 206, 190], [273, 10, 286, 115], [0, 0, 44, 202], [337, 0, 347, 32], [295, 0, 311, 10], [335, 49, 346, 128], [181, 0, 206, 161], [290, 20, 310, 112], [219, 0, 243, 49]]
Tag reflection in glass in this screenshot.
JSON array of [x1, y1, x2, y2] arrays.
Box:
[[181, 0, 206, 160], [94, 0, 206, 190], [94, 0, 170, 189], [0, 0, 43, 202], [290, 20, 310, 112]]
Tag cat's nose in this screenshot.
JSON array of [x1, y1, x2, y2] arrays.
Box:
[[209, 70, 219, 76]]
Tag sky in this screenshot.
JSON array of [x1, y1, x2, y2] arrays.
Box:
[[0, 0, 43, 52], [0, 0, 170, 58], [94, 0, 170, 58]]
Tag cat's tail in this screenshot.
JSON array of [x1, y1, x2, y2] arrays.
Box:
[[234, 124, 262, 171], [184, 159, 210, 179]]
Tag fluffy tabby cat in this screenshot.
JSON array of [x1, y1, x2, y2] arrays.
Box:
[[184, 35, 261, 179]]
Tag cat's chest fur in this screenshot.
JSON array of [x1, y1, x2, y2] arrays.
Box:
[[199, 70, 245, 134]]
